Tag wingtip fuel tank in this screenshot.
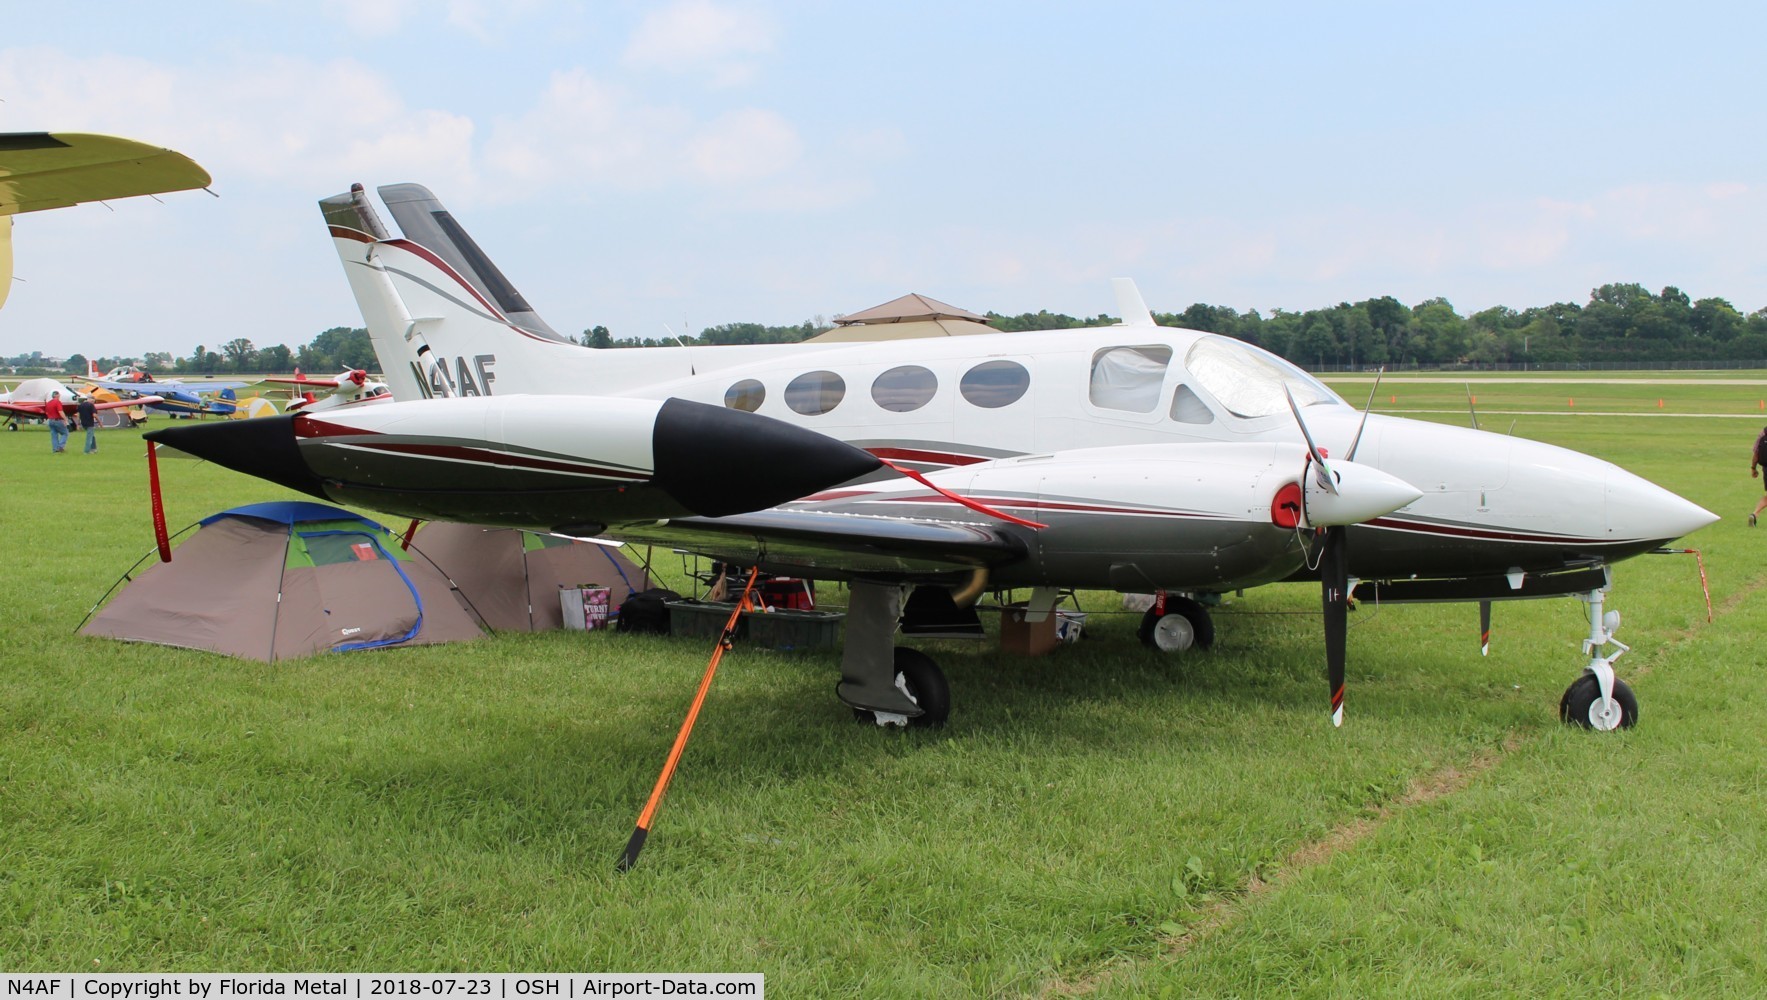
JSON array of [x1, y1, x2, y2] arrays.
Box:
[[145, 395, 883, 532]]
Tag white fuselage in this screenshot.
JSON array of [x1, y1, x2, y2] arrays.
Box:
[[334, 230, 1717, 583]]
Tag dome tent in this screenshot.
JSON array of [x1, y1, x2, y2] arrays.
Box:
[[407, 521, 653, 632], [80, 501, 483, 661]]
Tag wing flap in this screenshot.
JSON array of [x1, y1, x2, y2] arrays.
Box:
[[606, 509, 1027, 579]]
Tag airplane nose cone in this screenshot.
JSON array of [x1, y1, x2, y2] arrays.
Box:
[[1304, 460, 1424, 526], [651, 397, 882, 515], [1606, 466, 1718, 543], [145, 415, 330, 499]]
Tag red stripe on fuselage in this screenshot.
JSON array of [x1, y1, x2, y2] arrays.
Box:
[[293, 418, 645, 480], [864, 447, 989, 468], [1363, 516, 1609, 545], [858, 493, 1232, 520], [343, 440, 649, 480]]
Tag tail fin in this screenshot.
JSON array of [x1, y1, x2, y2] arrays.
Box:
[[87, 357, 100, 380], [319, 183, 585, 400], [376, 184, 565, 343]]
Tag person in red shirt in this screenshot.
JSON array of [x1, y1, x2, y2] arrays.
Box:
[[43, 391, 69, 453]]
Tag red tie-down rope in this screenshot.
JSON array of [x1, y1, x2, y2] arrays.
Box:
[[875, 457, 1047, 529], [1652, 547, 1713, 623], [147, 441, 173, 562]]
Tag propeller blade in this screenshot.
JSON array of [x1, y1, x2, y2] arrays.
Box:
[[1283, 383, 1337, 496], [1465, 383, 1480, 431], [1319, 525, 1349, 727], [1347, 367, 1385, 462], [1479, 600, 1492, 657]]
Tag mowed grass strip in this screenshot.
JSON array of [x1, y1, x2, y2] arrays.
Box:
[[1324, 369, 1767, 416], [0, 385, 1758, 995]]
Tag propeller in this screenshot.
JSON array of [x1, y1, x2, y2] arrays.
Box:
[[1284, 381, 1420, 727], [1285, 384, 1336, 497], [1346, 367, 1385, 462]]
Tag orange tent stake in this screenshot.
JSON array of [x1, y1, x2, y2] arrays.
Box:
[[618, 566, 761, 872]]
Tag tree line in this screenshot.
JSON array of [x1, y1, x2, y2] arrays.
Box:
[[16, 281, 1767, 378], [587, 282, 1767, 368], [11, 327, 380, 378]]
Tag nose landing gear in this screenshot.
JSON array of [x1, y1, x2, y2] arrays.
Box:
[[1560, 586, 1637, 731]]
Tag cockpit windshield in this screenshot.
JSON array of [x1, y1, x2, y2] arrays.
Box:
[[1184, 335, 1344, 418]]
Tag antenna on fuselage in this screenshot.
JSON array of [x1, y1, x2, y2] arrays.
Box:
[[665, 324, 694, 375], [1111, 278, 1156, 326]]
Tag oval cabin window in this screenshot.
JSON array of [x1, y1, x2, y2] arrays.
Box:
[[784, 370, 847, 415], [959, 360, 1029, 409], [871, 365, 938, 412], [724, 379, 765, 412]]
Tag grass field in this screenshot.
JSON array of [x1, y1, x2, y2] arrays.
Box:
[[1, 382, 1762, 995]]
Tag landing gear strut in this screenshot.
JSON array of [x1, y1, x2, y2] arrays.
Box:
[[1560, 586, 1637, 730], [839, 580, 950, 728], [1137, 592, 1215, 652]]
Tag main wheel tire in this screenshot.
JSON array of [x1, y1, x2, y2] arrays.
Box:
[[1559, 673, 1638, 730], [851, 648, 951, 728], [892, 647, 950, 728], [1137, 597, 1215, 653]]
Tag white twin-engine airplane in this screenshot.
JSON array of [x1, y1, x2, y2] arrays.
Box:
[[264, 367, 393, 412], [152, 182, 1716, 732]]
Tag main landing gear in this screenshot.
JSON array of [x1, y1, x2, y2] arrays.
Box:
[[839, 581, 952, 728], [1137, 592, 1215, 653], [1559, 585, 1637, 731]]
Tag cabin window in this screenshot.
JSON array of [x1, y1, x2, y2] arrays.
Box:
[[871, 365, 938, 412], [1184, 335, 1342, 418], [1089, 345, 1172, 412], [959, 360, 1029, 409], [724, 379, 765, 412], [1168, 383, 1215, 424], [784, 370, 846, 415]]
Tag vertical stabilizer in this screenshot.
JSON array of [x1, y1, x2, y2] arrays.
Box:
[[377, 183, 566, 343], [319, 185, 595, 400]]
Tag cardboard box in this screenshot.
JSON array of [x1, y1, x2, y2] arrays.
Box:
[[999, 603, 1060, 656]]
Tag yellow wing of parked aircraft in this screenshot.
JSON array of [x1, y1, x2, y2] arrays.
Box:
[[0, 131, 211, 309]]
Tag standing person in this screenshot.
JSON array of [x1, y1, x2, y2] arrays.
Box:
[[77, 395, 98, 454], [1751, 426, 1767, 526], [43, 391, 69, 453]]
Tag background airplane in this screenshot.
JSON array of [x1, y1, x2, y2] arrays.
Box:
[[0, 132, 210, 311], [263, 367, 392, 412], [75, 369, 250, 417], [296, 182, 1715, 731], [0, 378, 162, 425]]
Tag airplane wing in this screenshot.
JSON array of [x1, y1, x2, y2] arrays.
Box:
[[0, 133, 211, 216], [81, 378, 245, 395], [0, 395, 159, 418], [604, 508, 1029, 579]]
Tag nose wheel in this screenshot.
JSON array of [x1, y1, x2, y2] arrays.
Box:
[[1561, 585, 1638, 731], [1560, 671, 1637, 730]]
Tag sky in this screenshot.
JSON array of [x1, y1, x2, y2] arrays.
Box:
[[4, 0, 1766, 361]]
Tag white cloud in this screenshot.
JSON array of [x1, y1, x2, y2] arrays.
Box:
[[0, 47, 479, 196], [482, 68, 693, 191], [622, 0, 774, 87], [688, 108, 802, 183], [316, 0, 419, 38]]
